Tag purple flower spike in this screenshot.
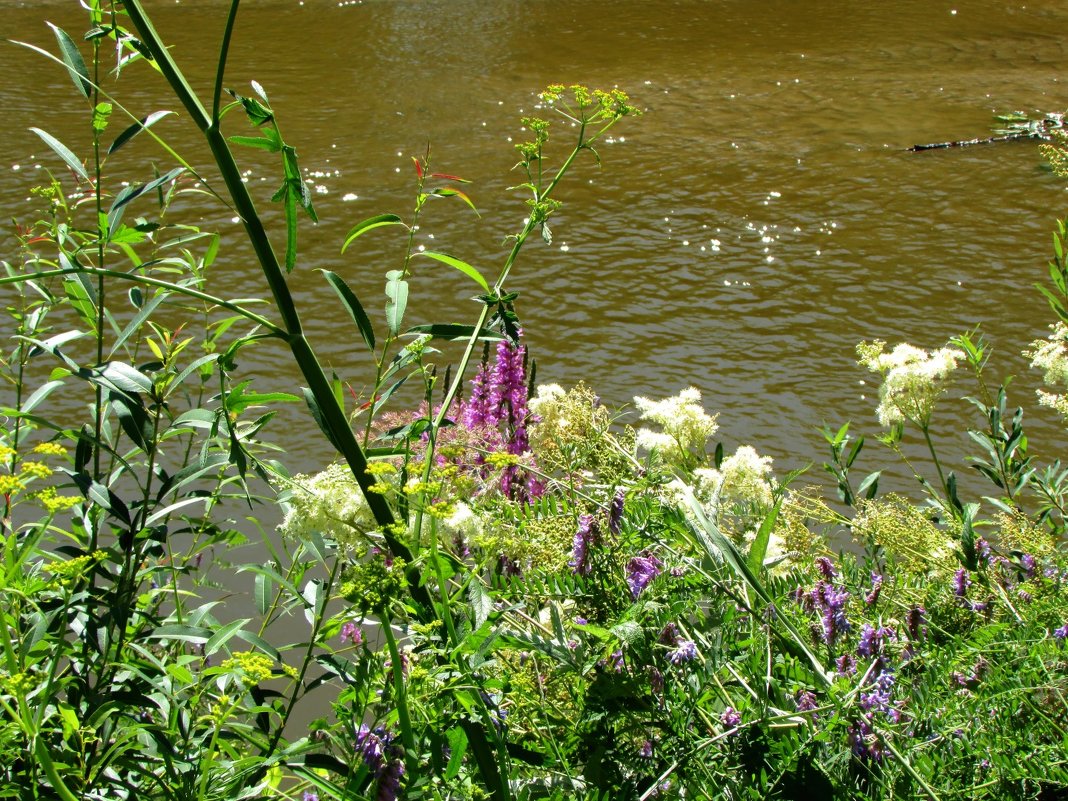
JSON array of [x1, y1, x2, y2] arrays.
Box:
[[668, 640, 698, 665], [1054, 623, 1068, 642], [626, 551, 662, 598], [815, 556, 837, 580], [953, 568, 971, 598], [571, 514, 599, 575], [865, 572, 883, 606], [608, 489, 625, 536]]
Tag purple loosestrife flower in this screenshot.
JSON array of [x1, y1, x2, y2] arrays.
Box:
[[608, 488, 625, 536], [462, 360, 493, 429], [668, 640, 698, 665], [571, 514, 599, 575], [627, 551, 662, 598], [340, 621, 363, 646]]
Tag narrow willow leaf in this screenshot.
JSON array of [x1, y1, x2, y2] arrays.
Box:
[[48, 24, 91, 100], [341, 214, 405, 253], [302, 387, 341, 451], [29, 127, 88, 182], [205, 618, 250, 656], [384, 270, 408, 336], [108, 110, 174, 155], [405, 323, 504, 342], [21, 380, 65, 414], [322, 269, 375, 351], [112, 292, 166, 353], [228, 134, 282, 152], [108, 167, 185, 231], [415, 251, 490, 292], [746, 497, 781, 574]]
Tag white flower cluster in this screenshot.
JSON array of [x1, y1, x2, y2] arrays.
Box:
[[528, 383, 567, 426], [694, 445, 776, 513], [441, 501, 484, 543], [1026, 322, 1068, 420], [277, 462, 375, 546], [634, 387, 718, 464], [857, 340, 962, 428]]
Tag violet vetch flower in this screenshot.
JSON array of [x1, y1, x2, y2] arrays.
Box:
[[836, 653, 857, 678], [857, 624, 895, 659], [303, 793, 319, 801], [859, 669, 896, 716], [1020, 553, 1036, 580], [1054, 622, 1068, 641], [626, 551, 662, 598], [376, 759, 405, 801], [795, 690, 819, 715], [608, 488, 625, 535], [865, 572, 884, 606], [815, 556, 837, 580], [355, 725, 389, 773], [720, 707, 742, 728], [906, 606, 927, 643], [953, 568, 971, 598], [639, 740, 654, 759], [812, 580, 851, 646], [668, 640, 698, 665], [571, 514, 599, 575]]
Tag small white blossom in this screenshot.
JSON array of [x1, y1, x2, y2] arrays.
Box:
[[441, 501, 484, 543], [634, 387, 718, 464], [528, 383, 566, 417], [277, 463, 374, 546], [857, 340, 962, 428], [1026, 322, 1068, 420]]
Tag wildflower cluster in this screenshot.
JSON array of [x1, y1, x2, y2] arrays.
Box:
[[354, 725, 405, 801], [277, 462, 375, 548], [857, 339, 963, 428], [1025, 321, 1068, 420], [634, 387, 718, 467]]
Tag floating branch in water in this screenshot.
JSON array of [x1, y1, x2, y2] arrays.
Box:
[[907, 110, 1065, 152]]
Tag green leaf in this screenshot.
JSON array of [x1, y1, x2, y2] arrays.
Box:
[[746, 498, 781, 574], [29, 127, 88, 182], [384, 270, 408, 336], [108, 110, 174, 155], [341, 214, 405, 253], [405, 323, 505, 342], [321, 270, 375, 351], [415, 251, 490, 292], [108, 167, 185, 232], [228, 134, 282, 152], [205, 618, 251, 656], [302, 387, 341, 452], [445, 727, 469, 781], [48, 24, 91, 100], [468, 579, 494, 631]]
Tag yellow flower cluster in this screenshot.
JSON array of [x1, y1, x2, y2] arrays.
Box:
[[222, 651, 295, 685]]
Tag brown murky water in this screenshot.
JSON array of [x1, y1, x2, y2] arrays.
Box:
[[4, 0, 1068, 481]]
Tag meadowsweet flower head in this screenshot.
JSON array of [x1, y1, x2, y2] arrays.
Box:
[[1026, 322, 1068, 421], [634, 387, 718, 465], [700, 445, 776, 509], [278, 463, 375, 548], [857, 339, 963, 428]]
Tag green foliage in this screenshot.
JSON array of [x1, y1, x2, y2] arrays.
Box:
[[4, 2, 1068, 800]]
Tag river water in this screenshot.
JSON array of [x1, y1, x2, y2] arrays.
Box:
[[4, 0, 1068, 484]]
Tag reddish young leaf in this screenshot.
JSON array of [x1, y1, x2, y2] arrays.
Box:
[[430, 172, 470, 183], [412, 156, 424, 178]]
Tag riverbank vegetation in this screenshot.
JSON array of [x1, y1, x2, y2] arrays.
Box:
[[2, 2, 1067, 799]]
